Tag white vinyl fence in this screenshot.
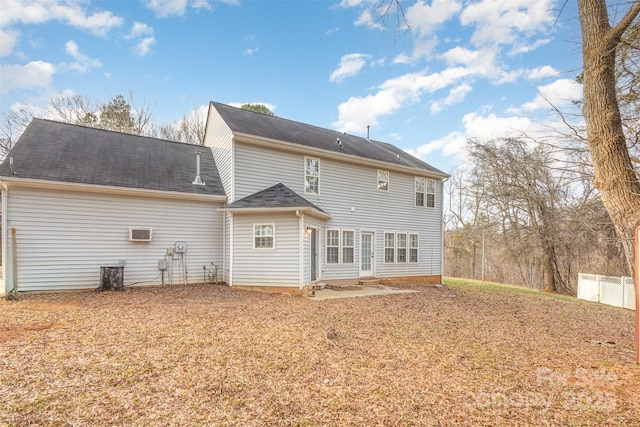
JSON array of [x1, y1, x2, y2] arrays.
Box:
[[577, 273, 635, 310]]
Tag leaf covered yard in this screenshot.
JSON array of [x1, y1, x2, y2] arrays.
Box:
[[1, 281, 639, 426]]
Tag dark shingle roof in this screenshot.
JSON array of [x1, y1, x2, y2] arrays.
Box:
[[211, 102, 447, 177], [224, 183, 329, 216], [0, 119, 225, 197]]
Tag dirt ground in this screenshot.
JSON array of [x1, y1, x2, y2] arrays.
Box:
[[1, 282, 639, 426]]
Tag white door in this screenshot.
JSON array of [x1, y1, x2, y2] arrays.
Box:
[[360, 232, 374, 277]]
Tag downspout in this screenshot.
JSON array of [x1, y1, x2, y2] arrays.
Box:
[[10, 227, 17, 293], [1, 183, 9, 294], [296, 210, 304, 289], [440, 177, 449, 284], [229, 213, 234, 285]]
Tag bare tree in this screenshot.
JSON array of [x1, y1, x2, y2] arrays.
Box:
[[154, 108, 206, 145], [466, 137, 596, 293]]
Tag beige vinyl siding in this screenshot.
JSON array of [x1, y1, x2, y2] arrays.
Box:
[[233, 141, 443, 280], [4, 187, 223, 291], [231, 212, 300, 287], [204, 106, 234, 199]]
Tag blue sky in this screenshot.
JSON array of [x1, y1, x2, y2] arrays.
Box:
[[0, 0, 585, 173]]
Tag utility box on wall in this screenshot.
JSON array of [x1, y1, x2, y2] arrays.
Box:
[[99, 266, 124, 291]]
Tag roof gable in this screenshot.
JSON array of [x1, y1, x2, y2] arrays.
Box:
[[0, 119, 225, 197], [211, 102, 447, 177]]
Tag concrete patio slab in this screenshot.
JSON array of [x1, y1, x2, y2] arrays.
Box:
[[309, 285, 419, 300]]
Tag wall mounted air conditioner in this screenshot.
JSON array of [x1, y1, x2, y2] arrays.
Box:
[[129, 227, 153, 242]]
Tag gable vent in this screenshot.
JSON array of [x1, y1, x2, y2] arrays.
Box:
[[129, 227, 153, 242]]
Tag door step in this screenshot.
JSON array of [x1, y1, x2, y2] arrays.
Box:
[[358, 279, 381, 286], [305, 282, 327, 297]]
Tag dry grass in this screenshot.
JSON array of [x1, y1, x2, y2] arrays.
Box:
[[1, 281, 639, 426]]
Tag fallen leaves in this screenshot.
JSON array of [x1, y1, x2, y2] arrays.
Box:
[[0, 282, 638, 426]]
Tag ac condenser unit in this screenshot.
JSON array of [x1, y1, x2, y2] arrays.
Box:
[[129, 227, 153, 242]]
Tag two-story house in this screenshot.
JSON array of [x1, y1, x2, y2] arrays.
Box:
[[0, 102, 447, 294]]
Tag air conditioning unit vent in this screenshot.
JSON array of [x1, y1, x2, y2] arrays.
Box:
[[129, 227, 153, 242]]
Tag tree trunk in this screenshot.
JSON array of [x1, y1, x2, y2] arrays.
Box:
[[578, 0, 640, 277]]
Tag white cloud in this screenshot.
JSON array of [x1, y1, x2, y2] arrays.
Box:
[[0, 28, 20, 57], [392, 53, 413, 65], [330, 53, 371, 82], [430, 83, 472, 114], [243, 46, 259, 56], [409, 110, 548, 163], [144, 0, 188, 17], [406, 130, 466, 159], [509, 38, 551, 55], [0, 60, 55, 94], [63, 40, 102, 73], [528, 65, 560, 80], [412, 37, 438, 60], [334, 68, 469, 132], [129, 22, 154, 38], [460, 0, 554, 47], [354, 10, 384, 30], [192, 0, 212, 11], [405, 0, 462, 37], [522, 78, 582, 111], [0, 0, 122, 36], [134, 37, 156, 57]]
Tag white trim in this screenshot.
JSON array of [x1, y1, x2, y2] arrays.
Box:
[[0, 177, 227, 202], [229, 213, 234, 285], [326, 228, 339, 264], [409, 233, 419, 263], [359, 231, 375, 277], [377, 169, 389, 192], [1, 185, 8, 294], [299, 214, 304, 288], [253, 223, 276, 250], [218, 205, 331, 219], [415, 176, 425, 208], [397, 232, 408, 263], [304, 156, 320, 195], [341, 229, 356, 264]]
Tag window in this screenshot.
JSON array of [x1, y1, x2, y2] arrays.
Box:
[[384, 232, 395, 263], [305, 157, 320, 194], [415, 177, 425, 207], [397, 233, 407, 263], [342, 230, 354, 264], [254, 224, 274, 249], [426, 179, 436, 208], [409, 234, 418, 262], [377, 170, 389, 191], [326, 229, 339, 264]]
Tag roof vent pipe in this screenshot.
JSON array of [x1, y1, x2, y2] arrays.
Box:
[[192, 151, 205, 185], [9, 156, 15, 175], [366, 125, 370, 142]]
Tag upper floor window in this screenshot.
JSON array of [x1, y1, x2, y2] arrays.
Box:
[[254, 224, 274, 249], [426, 179, 436, 208], [377, 170, 389, 191], [416, 177, 436, 208], [415, 177, 425, 207], [305, 157, 320, 194]]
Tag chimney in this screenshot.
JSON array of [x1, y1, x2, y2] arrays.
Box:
[[192, 151, 205, 185], [366, 125, 370, 141]]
